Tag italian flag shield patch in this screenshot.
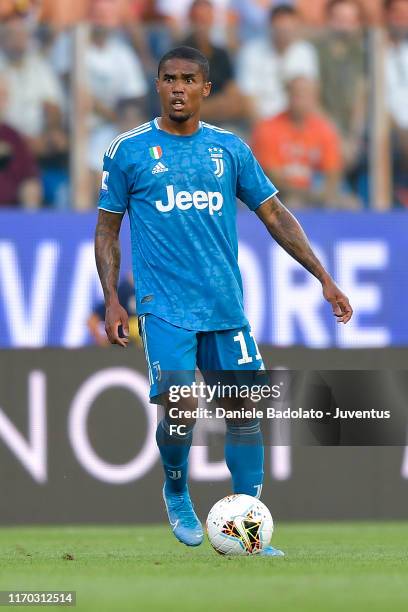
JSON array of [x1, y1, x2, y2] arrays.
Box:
[[149, 146, 163, 160]]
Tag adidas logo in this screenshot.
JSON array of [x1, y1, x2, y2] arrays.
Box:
[[152, 162, 169, 175]]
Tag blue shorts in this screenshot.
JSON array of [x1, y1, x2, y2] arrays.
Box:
[[138, 314, 265, 401]]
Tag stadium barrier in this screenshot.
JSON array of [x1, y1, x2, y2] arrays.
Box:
[[0, 346, 407, 524]]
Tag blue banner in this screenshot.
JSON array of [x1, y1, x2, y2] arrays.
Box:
[[0, 210, 406, 347]]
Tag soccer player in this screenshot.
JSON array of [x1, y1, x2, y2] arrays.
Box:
[[95, 46, 353, 556]]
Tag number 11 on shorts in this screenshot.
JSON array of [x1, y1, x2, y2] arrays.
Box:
[[233, 331, 262, 365]]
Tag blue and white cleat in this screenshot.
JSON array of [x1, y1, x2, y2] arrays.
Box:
[[162, 485, 204, 547], [260, 545, 285, 557]]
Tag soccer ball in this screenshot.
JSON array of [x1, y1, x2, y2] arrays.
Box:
[[206, 494, 274, 556]]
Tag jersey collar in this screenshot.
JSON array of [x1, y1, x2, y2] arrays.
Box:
[[154, 117, 203, 138]]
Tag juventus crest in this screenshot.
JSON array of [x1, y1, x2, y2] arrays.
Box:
[[209, 147, 224, 178]]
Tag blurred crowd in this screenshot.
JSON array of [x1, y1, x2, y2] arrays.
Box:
[[0, 0, 407, 210]]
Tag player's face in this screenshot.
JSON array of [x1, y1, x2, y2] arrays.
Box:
[[156, 59, 211, 124]]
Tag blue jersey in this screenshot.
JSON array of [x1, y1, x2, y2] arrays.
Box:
[[98, 118, 277, 331]]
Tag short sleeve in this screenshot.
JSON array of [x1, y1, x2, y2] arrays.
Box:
[[98, 155, 129, 214], [236, 144, 278, 211]]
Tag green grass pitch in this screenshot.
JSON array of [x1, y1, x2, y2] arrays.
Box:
[[0, 523, 407, 611]]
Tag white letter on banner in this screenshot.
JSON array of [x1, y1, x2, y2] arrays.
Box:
[[271, 243, 330, 346], [271, 446, 292, 480], [63, 242, 104, 347], [0, 371, 47, 482], [69, 368, 158, 483], [0, 242, 59, 346], [335, 241, 389, 347], [238, 243, 265, 339]]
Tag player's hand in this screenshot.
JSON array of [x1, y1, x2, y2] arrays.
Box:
[[105, 302, 130, 347], [321, 277, 353, 324]]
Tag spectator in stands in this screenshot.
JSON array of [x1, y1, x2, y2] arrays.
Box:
[[314, 0, 367, 197], [251, 76, 344, 209], [0, 75, 42, 208], [155, 0, 196, 35], [39, 0, 87, 28], [236, 4, 319, 121], [155, 0, 237, 49], [384, 0, 408, 206], [0, 0, 37, 21], [85, 0, 148, 133], [0, 15, 67, 207], [182, 0, 245, 123], [51, 1, 147, 97], [52, 0, 148, 190], [89, 98, 147, 200], [124, 1, 156, 73], [296, 0, 384, 28], [231, 0, 279, 43]]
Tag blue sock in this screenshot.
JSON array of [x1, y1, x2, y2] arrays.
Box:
[[225, 420, 264, 498], [156, 419, 193, 493]]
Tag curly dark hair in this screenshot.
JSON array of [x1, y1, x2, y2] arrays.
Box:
[[158, 47, 210, 82]]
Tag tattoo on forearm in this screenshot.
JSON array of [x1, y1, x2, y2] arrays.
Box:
[[94, 211, 123, 303], [260, 199, 327, 282]]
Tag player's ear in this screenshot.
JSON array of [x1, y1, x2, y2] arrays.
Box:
[[203, 81, 212, 98], [155, 78, 160, 93]]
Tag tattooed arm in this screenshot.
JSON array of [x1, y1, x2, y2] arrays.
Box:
[[94, 209, 129, 347], [256, 195, 353, 324]]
